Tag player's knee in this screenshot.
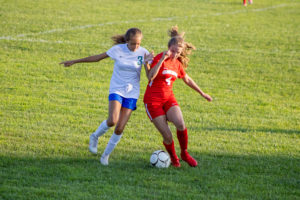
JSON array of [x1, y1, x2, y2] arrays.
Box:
[[114, 126, 124, 135], [106, 118, 118, 127], [176, 123, 186, 131]]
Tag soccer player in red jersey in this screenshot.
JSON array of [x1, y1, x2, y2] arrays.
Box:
[[143, 26, 212, 167], [243, 0, 253, 6]]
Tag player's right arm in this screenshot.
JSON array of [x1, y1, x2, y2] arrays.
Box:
[[147, 51, 170, 81], [60, 52, 109, 67]]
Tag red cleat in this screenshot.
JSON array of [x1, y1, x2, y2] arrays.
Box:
[[181, 150, 198, 167]]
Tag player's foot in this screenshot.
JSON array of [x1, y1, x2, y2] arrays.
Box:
[[170, 155, 181, 167], [248, 0, 253, 4], [100, 154, 109, 166], [243, 3, 247, 6], [89, 134, 98, 154], [181, 150, 198, 167]]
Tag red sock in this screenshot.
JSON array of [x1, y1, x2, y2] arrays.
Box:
[[177, 128, 198, 167], [243, 0, 247, 5], [163, 140, 180, 167]]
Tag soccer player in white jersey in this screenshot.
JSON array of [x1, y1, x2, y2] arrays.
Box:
[[60, 28, 153, 165]]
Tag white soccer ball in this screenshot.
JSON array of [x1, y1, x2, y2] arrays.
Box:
[[150, 150, 171, 168]]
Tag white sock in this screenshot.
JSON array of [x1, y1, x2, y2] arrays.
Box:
[[93, 120, 110, 137], [103, 133, 123, 156]]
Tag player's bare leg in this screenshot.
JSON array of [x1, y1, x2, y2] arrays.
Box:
[[152, 115, 180, 167], [106, 100, 122, 127]]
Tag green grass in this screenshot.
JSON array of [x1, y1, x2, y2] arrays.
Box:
[[1, 0, 300, 199]]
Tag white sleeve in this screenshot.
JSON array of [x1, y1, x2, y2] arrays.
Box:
[[106, 45, 118, 60]]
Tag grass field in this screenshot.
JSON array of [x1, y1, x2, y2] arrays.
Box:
[[1, 0, 300, 199]]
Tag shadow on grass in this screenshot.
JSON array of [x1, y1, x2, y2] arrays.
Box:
[[197, 126, 300, 134], [1, 152, 299, 200]]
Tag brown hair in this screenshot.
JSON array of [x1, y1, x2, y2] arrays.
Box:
[[168, 26, 196, 69], [111, 28, 142, 45]]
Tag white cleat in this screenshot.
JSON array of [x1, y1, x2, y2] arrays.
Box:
[[89, 134, 98, 154], [100, 154, 109, 166]]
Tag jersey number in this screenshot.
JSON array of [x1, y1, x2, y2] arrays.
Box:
[[165, 77, 172, 85], [137, 56, 143, 65]]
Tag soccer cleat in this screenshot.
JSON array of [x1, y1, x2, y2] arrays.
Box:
[[181, 150, 198, 167], [89, 134, 98, 154], [100, 154, 109, 166]]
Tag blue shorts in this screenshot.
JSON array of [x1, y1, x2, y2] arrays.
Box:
[[108, 93, 138, 111]]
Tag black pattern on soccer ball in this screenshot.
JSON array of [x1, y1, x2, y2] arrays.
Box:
[[150, 150, 171, 168]]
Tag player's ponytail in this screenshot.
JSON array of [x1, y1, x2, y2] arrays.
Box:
[[167, 26, 196, 69], [111, 28, 142, 45], [168, 25, 185, 38], [111, 34, 126, 44]]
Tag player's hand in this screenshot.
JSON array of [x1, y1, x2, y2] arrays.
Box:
[[60, 60, 75, 67], [144, 51, 154, 63], [202, 93, 212, 102]]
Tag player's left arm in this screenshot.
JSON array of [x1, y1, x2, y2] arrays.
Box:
[[182, 74, 212, 102]]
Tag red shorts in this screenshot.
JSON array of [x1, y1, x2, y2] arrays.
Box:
[[144, 96, 179, 121]]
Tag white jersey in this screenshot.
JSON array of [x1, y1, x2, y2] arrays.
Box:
[[106, 44, 149, 99]]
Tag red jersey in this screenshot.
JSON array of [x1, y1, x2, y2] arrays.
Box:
[[143, 52, 186, 103]]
